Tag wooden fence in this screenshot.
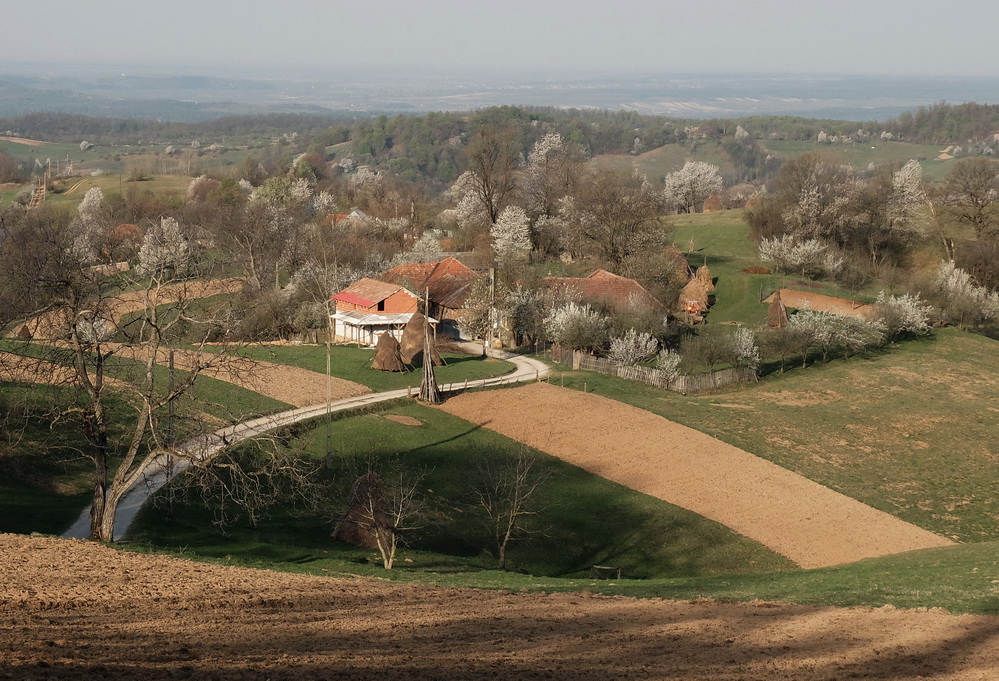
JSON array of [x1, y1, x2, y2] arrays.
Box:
[[552, 346, 757, 394]]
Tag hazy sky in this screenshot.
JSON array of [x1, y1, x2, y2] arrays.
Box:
[[4, 0, 998, 78]]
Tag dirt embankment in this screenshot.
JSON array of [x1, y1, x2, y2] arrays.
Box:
[[1, 534, 998, 681], [437, 382, 952, 568]]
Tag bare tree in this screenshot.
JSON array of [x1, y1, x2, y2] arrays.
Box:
[[469, 450, 551, 571], [943, 157, 999, 240], [565, 169, 665, 266], [166, 443, 326, 532], [340, 460, 426, 570], [0, 205, 248, 542], [462, 125, 520, 224]]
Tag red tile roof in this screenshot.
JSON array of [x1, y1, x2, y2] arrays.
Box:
[[544, 269, 665, 312], [379, 256, 478, 310], [331, 278, 410, 308]]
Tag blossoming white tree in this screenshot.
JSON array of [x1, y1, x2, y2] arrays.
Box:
[[662, 161, 723, 214], [544, 302, 609, 353], [758, 234, 831, 277], [874, 290, 933, 340], [608, 328, 659, 366], [931, 261, 999, 328], [137, 216, 190, 277], [491, 205, 532, 271]]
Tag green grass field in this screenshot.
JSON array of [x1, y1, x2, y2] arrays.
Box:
[[760, 139, 956, 180], [129, 400, 793, 581], [221, 343, 518, 392], [543, 326, 999, 544], [122, 533, 999, 615]]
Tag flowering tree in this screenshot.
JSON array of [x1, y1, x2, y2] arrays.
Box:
[[789, 310, 884, 361], [524, 132, 584, 220], [874, 290, 933, 340], [69, 187, 108, 265], [137, 217, 190, 277], [544, 302, 609, 353], [930, 260, 999, 328], [608, 328, 659, 366], [731, 327, 760, 370], [662, 162, 723, 214], [758, 234, 835, 277], [655, 348, 684, 383], [491, 205, 531, 271]]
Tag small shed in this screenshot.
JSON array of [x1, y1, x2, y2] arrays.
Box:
[[330, 310, 438, 346]]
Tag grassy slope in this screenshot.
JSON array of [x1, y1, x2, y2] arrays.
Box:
[[761, 139, 957, 181], [0, 344, 290, 536], [130, 401, 793, 580], [545, 326, 999, 544], [125, 537, 999, 615]]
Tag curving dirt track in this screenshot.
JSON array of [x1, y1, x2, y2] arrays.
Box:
[[437, 382, 953, 568], [2, 534, 998, 680]]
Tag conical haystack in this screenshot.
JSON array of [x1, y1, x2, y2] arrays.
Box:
[[400, 312, 442, 366], [677, 278, 710, 317], [663, 244, 691, 282], [695, 263, 715, 292], [331, 471, 387, 549], [768, 290, 789, 328], [702, 193, 724, 213], [371, 333, 406, 372]]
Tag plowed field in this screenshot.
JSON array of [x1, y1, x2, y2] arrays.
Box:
[[2, 534, 997, 680]]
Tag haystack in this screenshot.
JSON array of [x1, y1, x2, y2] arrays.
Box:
[[371, 332, 406, 372], [663, 244, 692, 281], [702, 193, 724, 213], [768, 290, 790, 328], [15, 325, 32, 340], [400, 312, 442, 366], [695, 263, 715, 292], [331, 471, 387, 549], [677, 278, 710, 318]]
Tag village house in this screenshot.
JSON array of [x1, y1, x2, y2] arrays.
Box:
[[378, 256, 478, 334], [542, 269, 667, 315], [329, 277, 432, 345]]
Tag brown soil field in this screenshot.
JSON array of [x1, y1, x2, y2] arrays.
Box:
[[437, 383, 952, 568], [0, 136, 44, 146], [2, 534, 998, 680], [765, 288, 873, 319], [0, 347, 368, 408]]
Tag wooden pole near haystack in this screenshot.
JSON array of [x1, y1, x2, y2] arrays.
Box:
[[418, 288, 441, 404]]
